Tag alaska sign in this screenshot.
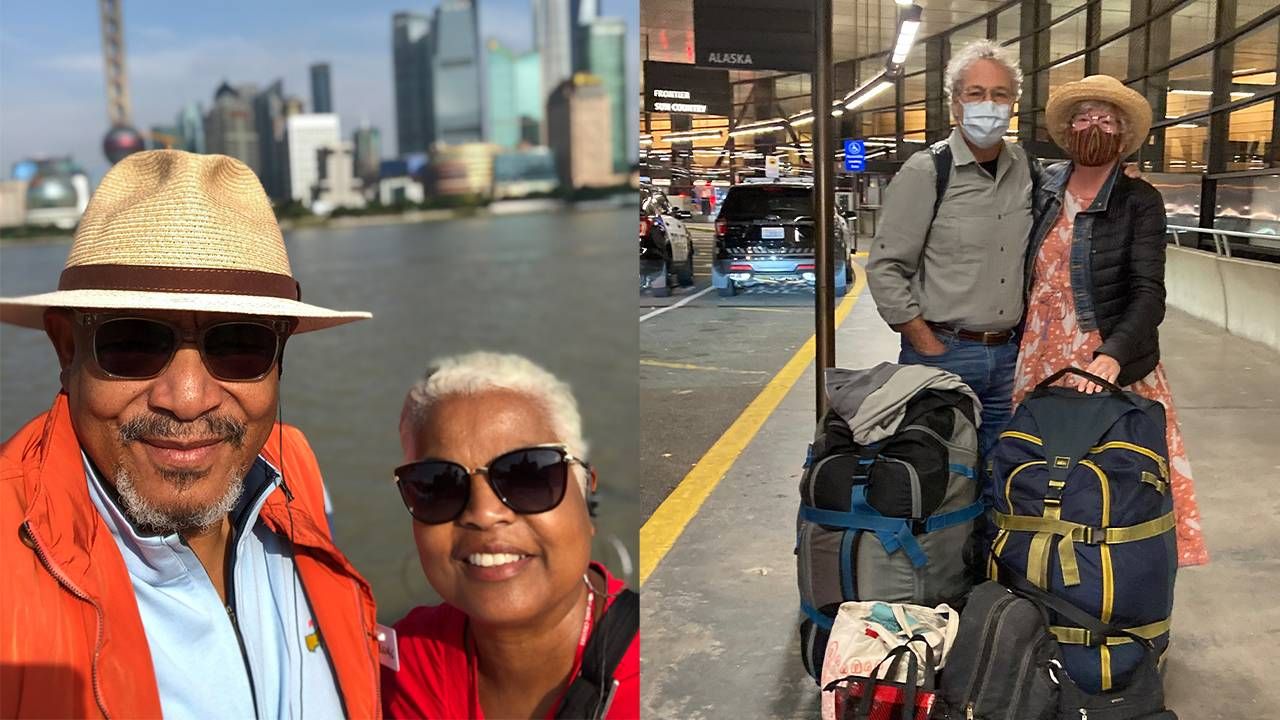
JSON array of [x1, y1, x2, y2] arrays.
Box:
[[692, 0, 814, 73]]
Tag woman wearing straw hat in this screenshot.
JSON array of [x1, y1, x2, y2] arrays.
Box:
[[1012, 75, 1208, 566], [383, 352, 639, 719]]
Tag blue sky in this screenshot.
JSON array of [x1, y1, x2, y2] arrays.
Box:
[[0, 0, 639, 182]]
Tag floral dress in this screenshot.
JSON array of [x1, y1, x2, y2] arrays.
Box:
[[1013, 190, 1208, 567]]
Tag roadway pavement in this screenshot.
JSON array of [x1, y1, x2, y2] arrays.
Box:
[[639, 229, 1280, 717], [639, 224, 854, 518]]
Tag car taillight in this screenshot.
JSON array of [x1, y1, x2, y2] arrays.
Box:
[[797, 263, 815, 271], [729, 264, 753, 272], [715, 219, 728, 237], [639, 218, 649, 237]]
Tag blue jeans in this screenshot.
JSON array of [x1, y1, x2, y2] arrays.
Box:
[[898, 332, 1019, 461]]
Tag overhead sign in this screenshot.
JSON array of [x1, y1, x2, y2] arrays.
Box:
[[644, 61, 732, 116], [692, 0, 814, 72], [843, 139, 865, 172]]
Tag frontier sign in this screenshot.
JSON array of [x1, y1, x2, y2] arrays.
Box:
[[692, 0, 814, 73], [644, 61, 732, 116]]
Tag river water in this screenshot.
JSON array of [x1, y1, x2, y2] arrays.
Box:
[[0, 206, 638, 623]]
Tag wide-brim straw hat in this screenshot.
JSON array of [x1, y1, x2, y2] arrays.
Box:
[[1046, 75, 1152, 159], [1, 150, 369, 333]]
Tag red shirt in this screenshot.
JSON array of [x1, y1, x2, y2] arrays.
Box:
[[382, 562, 639, 719]]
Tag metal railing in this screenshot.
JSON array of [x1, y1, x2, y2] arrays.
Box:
[[1167, 225, 1280, 259]]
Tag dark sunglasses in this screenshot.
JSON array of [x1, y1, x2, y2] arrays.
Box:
[[394, 444, 593, 525], [75, 311, 292, 382]]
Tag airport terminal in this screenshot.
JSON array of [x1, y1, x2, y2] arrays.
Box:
[[638, 0, 1278, 716]]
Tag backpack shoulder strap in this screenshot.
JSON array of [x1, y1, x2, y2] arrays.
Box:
[[928, 140, 952, 223], [555, 588, 639, 720], [1023, 146, 1042, 194]]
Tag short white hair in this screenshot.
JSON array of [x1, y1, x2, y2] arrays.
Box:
[[399, 351, 590, 495], [944, 39, 1023, 103]]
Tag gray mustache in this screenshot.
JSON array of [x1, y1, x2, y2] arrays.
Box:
[[119, 414, 247, 448]]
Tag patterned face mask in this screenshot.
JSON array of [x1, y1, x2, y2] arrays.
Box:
[[1066, 125, 1123, 167]]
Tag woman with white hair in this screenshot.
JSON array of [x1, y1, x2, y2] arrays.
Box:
[[1013, 76, 1207, 566], [381, 352, 639, 719]]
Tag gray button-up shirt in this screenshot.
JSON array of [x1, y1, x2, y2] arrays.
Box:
[[867, 128, 1034, 332]]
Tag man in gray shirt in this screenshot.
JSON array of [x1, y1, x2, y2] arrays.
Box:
[[867, 40, 1033, 457]]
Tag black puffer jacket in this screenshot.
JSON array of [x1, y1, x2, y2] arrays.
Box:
[[1027, 162, 1167, 387]]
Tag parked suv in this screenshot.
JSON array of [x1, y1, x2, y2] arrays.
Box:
[[640, 183, 694, 297], [711, 180, 853, 297]]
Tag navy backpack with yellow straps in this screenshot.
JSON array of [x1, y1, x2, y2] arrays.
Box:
[[986, 367, 1176, 696]]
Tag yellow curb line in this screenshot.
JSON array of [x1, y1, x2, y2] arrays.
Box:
[[639, 262, 868, 585]]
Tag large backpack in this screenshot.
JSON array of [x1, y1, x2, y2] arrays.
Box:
[[797, 363, 984, 681], [985, 367, 1176, 696]]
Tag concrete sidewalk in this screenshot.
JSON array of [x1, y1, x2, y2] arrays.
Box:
[[641, 291, 1280, 718]]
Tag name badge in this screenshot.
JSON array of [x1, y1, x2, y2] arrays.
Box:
[[376, 623, 400, 671]]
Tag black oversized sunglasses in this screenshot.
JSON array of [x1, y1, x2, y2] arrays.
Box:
[[394, 444, 593, 525], [75, 311, 292, 382]]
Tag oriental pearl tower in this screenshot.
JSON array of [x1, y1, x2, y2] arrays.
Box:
[[99, 0, 145, 164]]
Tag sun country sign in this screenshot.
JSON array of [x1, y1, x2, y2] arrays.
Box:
[[692, 0, 814, 73], [644, 62, 732, 116]]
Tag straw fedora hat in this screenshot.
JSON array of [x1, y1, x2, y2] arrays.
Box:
[[1046, 75, 1152, 159], [0, 150, 370, 333]]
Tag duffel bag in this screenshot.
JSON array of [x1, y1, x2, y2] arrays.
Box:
[[798, 364, 983, 681], [985, 367, 1176, 695]]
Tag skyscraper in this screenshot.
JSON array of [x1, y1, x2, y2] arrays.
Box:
[[514, 51, 543, 145], [204, 82, 260, 173], [310, 63, 333, 114], [353, 125, 382, 185], [175, 101, 205, 154], [585, 17, 626, 173], [393, 12, 434, 155], [487, 40, 519, 149], [284, 113, 340, 205], [431, 0, 482, 145], [547, 73, 613, 189], [253, 80, 289, 200], [534, 0, 584, 113]]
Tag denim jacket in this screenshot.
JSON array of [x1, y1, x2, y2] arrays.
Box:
[[1025, 161, 1168, 386]]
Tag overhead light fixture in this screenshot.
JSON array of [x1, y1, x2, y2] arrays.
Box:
[[846, 78, 893, 109], [889, 4, 923, 66], [663, 128, 725, 142], [1168, 89, 1213, 96], [728, 120, 786, 138]]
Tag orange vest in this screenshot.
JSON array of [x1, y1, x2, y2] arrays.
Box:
[[0, 393, 382, 719]]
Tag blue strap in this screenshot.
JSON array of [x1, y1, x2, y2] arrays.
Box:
[[839, 530, 856, 600], [799, 505, 903, 533], [949, 463, 975, 479], [801, 601, 834, 631], [850, 486, 929, 568], [923, 500, 984, 532]]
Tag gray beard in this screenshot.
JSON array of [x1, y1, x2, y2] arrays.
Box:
[[113, 464, 247, 536]]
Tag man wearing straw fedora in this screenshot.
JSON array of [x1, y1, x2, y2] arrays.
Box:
[[1, 150, 381, 719]]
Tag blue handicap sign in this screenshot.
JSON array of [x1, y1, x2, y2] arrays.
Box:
[[844, 156, 866, 173], [843, 139, 865, 158]]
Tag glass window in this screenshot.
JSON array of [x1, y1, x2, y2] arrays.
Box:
[[1214, 174, 1280, 242], [1049, 6, 1087, 77], [1164, 54, 1214, 121], [1097, 35, 1130, 80], [997, 7, 1021, 44], [1169, 0, 1217, 61], [903, 103, 926, 135], [1229, 17, 1278, 90], [1049, 55, 1086, 93], [1234, 0, 1278, 29], [1099, 0, 1131, 38], [904, 72, 926, 104], [1226, 100, 1275, 171], [1163, 122, 1208, 172]]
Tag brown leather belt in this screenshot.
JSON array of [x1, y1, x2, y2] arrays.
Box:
[[926, 321, 1015, 345]]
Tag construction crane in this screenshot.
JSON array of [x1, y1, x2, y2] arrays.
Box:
[[99, 0, 145, 164]]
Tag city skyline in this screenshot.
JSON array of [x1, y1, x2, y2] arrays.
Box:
[[0, 0, 638, 182]]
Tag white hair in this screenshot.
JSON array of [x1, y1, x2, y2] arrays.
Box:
[[944, 39, 1023, 103], [399, 352, 590, 495]]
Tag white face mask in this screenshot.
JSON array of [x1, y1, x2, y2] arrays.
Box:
[[958, 100, 1012, 149]]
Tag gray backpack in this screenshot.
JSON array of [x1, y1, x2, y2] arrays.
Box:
[[797, 364, 983, 681]]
